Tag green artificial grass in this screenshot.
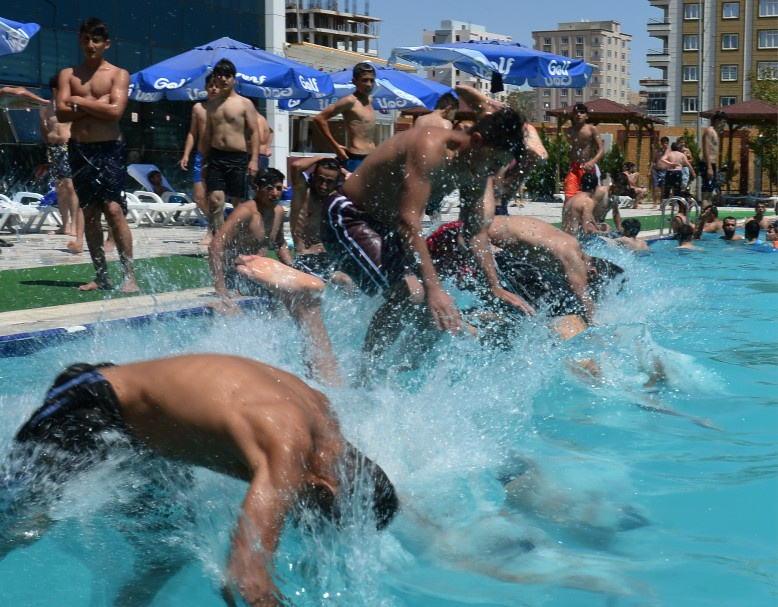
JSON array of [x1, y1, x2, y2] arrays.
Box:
[[0, 255, 212, 313]]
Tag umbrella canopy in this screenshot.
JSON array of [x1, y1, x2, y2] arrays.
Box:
[[279, 65, 455, 112], [700, 99, 778, 127], [129, 37, 334, 102], [0, 16, 39, 57], [389, 40, 593, 91]]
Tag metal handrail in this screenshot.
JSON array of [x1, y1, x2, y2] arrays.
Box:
[[659, 196, 699, 236]]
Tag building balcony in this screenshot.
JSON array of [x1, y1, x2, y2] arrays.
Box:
[[649, 0, 670, 6], [647, 18, 670, 34], [646, 48, 670, 65], [639, 77, 669, 90], [292, 26, 377, 40]]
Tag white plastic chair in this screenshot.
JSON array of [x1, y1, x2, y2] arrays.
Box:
[[126, 164, 200, 227]]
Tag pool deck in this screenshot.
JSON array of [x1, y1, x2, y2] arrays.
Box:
[[0, 201, 739, 341]]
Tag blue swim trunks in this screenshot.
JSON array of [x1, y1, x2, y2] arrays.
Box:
[[193, 151, 202, 184]]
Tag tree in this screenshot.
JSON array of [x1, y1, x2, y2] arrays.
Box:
[[746, 72, 778, 193], [599, 143, 625, 183], [524, 126, 568, 200]]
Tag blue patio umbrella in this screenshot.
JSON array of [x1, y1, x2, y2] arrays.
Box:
[[389, 40, 594, 92], [128, 37, 334, 102], [0, 17, 40, 57], [278, 65, 455, 112]]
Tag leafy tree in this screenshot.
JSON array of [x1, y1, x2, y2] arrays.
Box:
[[746, 72, 778, 193], [682, 127, 700, 163], [599, 143, 625, 183], [524, 126, 569, 200]]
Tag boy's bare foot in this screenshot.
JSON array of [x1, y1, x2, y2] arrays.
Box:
[[119, 279, 141, 294], [66, 241, 84, 254], [78, 280, 111, 291], [104, 238, 116, 253]]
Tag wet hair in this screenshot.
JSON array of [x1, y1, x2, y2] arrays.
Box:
[[676, 223, 694, 243], [573, 102, 588, 114], [711, 111, 727, 124], [670, 142, 680, 152], [707, 205, 719, 217], [470, 109, 526, 162], [79, 17, 109, 40], [352, 62, 376, 79], [622, 218, 642, 237], [48, 75, 58, 91], [435, 93, 458, 111], [212, 58, 236, 79], [660, 136, 670, 144], [147, 170, 162, 180], [723, 215, 737, 225], [205, 73, 214, 86], [581, 172, 599, 193], [253, 167, 285, 189], [744, 219, 760, 239], [337, 444, 399, 530], [314, 157, 341, 174]]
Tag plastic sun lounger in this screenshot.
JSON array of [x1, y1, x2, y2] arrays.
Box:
[[126, 164, 200, 227], [11, 191, 63, 232], [0, 193, 56, 234]]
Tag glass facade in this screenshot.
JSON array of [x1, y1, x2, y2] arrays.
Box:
[[0, 1, 267, 189]]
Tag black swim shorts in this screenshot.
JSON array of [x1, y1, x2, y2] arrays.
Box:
[[15, 363, 124, 452], [698, 161, 718, 193], [663, 170, 683, 199], [207, 148, 248, 199], [494, 252, 587, 318], [321, 194, 410, 296], [292, 252, 335, 281], [69, 141, 127, 211]]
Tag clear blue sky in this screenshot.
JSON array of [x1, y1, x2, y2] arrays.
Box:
[[370, 1, 658, 91]]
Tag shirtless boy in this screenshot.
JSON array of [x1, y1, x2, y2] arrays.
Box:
[[314, 62, 376, 172], [56, 18, 138, 293], [413, 93, 459, 131], [179, 73, 219, 240], [0, 354, 398, 606], [659, 142, 696, 199], [40, 74, 83, 252], [201, 59, 260, 236], [651, 136, 670, 209], [562, 173, 611, 239], [693, 205, 723, 238], [743, 200, 771, 231], [209, 168, 291, 313], [699, 112, 726, 209]]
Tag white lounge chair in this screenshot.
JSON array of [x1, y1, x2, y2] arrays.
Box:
[[126, 164, 200, 227], [0, 193, 48, 234], [11, 191, 63, 232]]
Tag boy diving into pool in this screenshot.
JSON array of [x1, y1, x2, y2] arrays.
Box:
[[0, 354, 398, 606]]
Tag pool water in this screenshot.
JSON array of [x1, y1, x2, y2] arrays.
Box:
[[0, 233, 776, 606]]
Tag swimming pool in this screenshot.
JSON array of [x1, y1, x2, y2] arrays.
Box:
[[1, 233, 776, 606]]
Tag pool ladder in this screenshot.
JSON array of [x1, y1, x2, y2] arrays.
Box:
[[658, 196, 699, 236]]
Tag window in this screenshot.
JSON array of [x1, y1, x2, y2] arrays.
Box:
[[544, 37, 551, 45], [561, 36, 568, 44], [593, 89, 599, 96], [682, 96, 698, 113], [621, 53, 625, 60], [723, 2, 740, 18], [576, 36, 584, 44], [561, 101, 568, 107], [592, 37, 598, 44], [722, 33, 739, 50], [576, 49, 583, 57], [684, 35, 699, 50], [591, 50, 598, 58], [683, 65, 699, 81], [561, 89, 568, 97], [607, 76, 612, 83], [758, 30, 778, 48], [607, 50, 612, 58], [757, 61, 778, 79], [721, 64, 738, 81], [760, 0, 778, 17], [720, 96, 737, 106], [575, 88, 583, 96], [647, 92, 667, 116], [684, 3, 700, 19], [592, 76, 599, 84], [543, 89, 551, 97], [621, 78, 625, 85]]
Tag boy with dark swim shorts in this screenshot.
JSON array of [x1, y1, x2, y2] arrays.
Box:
[[56, 18, 138, 292], [201, 59, 260, 237]]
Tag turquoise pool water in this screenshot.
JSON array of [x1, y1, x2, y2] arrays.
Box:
[[1, 234, 776, 606]]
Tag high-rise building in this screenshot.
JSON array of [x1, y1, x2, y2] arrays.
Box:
[[285, 0, 380, 56], [643, 0, 778, 126], [422, 21, 511, 98], [532, 21, 632, 120]]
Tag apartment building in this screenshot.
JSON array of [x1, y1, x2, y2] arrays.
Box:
[[532, 21, 632, 119], [286, 0, 380, 55], [644, 0, 778, 126], [421, 21, 511, 98]]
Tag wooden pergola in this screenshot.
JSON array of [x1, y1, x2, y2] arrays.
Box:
[[546, 98, 665, 189], [700, 99, 778, 194]]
